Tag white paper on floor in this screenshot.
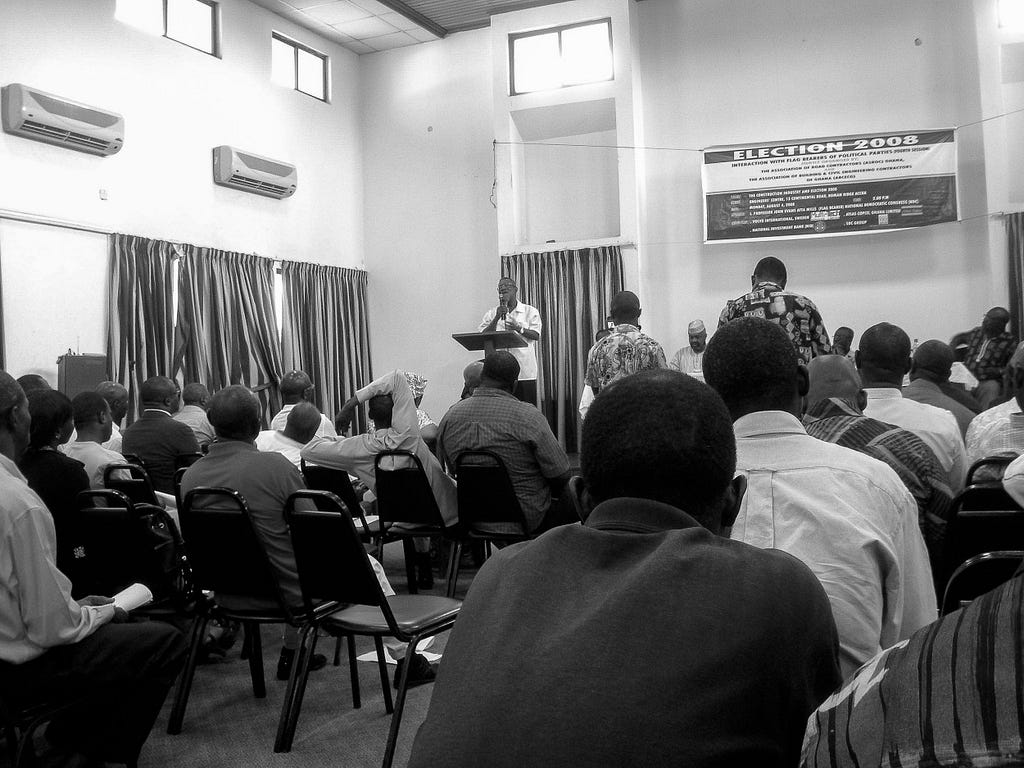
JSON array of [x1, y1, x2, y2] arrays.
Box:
[[355, 637, 439, 664]]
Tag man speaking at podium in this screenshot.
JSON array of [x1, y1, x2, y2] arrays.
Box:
[[479, 277, 542, 405]]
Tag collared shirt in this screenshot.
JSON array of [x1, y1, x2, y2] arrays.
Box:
[[173, 404, 215, 447], [121, 409, 200, 494], [0, 453, 114, 664], [668, 345, 705, 381], [270, 404, 336, 439], [963, 327, 1016, 381], [863, 388, 967, 490], [479, 301, 543, 380], [584, 324, 668, 393], [901, 377, 975, 438], [301, 370, 457, 527], [718, 281, 831, 363], [62, 440, 127, 489], [801, 567, 1024, 768], [255, 430, 306, 468], [436, 387, 570, 533], [731, 410, 936, 677], [803, 398, 953, 567], [409, 496, 841, 768], [965, 397, 1023, 465]]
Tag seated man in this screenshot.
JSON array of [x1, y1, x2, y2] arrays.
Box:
[[803, 355, 954, 576], [858, 323, 968, 490], [121, 376, 200, 494], [459, 360, 484, 401], [0, 371, 187, 767], [802, 561, 1024, 768], [966, 341, 1024, 465], [584, 290, 668, 395], [270, 370, 336, 438], [256, 401, 321, 468], [302, 370, 457, 589], [832, 326, 855, 361], [902, 340, 975, 438], [962, 306, 1017, 410], [437, 352, 575, 536], [704, 317, 936, 676], [367, 372, 438, 448], [408, 370, 842, 768], [95, 380, 129, 452], [668, 319, 708, 381], [173, 382, 215, 448], [64, 391, 127, 489]]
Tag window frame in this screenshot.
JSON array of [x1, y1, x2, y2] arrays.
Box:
[[272, 32, 331, 104], [508, 18, 614, 96], [163, 0, 221, 58]]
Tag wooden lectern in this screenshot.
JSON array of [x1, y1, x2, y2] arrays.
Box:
[[452, 330, 528, 357]]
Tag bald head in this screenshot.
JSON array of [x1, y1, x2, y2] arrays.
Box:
[[284, 401, 321, 444], [806, 356, 862, 410], [910, 340, 954, 384], [208, 385, 261, 442], [462, 360, 484, 399]]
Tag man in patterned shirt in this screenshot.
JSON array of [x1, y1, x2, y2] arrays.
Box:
[[962, 306, 1017, 409], [964, 341, 1024, 465], [719, 256, 831, 363], [803, 355, 953, 577], [584, 291, 668, 396]]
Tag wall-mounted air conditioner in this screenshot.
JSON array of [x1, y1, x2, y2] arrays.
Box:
[[212, 145, 297, 199], [1, 83, 124, 156]]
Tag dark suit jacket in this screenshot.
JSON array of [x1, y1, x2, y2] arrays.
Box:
[[121, 410, 200, 494]]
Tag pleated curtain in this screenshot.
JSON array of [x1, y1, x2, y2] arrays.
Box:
[[279, 261, 372, 432], [1008, 212, 1024, 341], [501, 246, 624, 452], [106, 233, 178, 423], [174, 246, 283, 427]]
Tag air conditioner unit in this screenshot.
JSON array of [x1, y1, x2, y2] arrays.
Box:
[[1, 83, 124, 156], [212, 145, 297, 199]]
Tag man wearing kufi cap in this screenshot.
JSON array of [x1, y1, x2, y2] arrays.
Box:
[[668, 320, 708, 381], [902, 341, 975, 438]]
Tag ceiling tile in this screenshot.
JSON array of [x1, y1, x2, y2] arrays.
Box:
[[341, 38, 376, 54], [283, 0, 337, 9], [332, 15, 398, 38], [304, 1, 372, 24], [377, 11, 419, 31], [364, 31, 419, 50], [406, 25, 440, 41], [348, 0, 393, 16]]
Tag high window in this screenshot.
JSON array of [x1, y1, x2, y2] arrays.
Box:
[[510, 19, 613, 96], [271, 33, 329, 103], [116, 0, 220, 57]]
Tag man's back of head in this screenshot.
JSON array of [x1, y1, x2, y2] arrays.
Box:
[[140, 376, 178, 409], [208, 385, 261, 442], [608, 290, 641, 326], [857, 322, 911, 386], [752, 256, 787, 288], [703, 317, 804, 420], [16, 374, 50, 395], [95, 381, 129, 423], [581, 369, 738, 531], [283, 401, 321, 444], [72, 391, 112, 443], [181, 383, 210, 407], [279, 371, 313, 404], [806, 355, 863, 411], [910, 340, 954, 384], [480, 351, 519, 393], [461, 360, 484, 400]]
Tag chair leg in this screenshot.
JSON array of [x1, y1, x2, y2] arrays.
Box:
[[333, 635, 342, 667], [274, 625, 319, 753], [245, 623, 266, 699], [347, 635, 361, 709], [402, 538, 418, 595], [446, 542, 462, 598], [374, 636, 393, 714], [167, 612, 210, 735], [239, 625, 250, 660], [381, 636, 422, 768]]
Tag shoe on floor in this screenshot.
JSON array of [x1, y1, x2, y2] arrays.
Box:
[[393, 652, 436, 689], [276, 648, 328, 681]]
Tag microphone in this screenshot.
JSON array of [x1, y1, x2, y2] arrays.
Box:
[[497, 299, 508, 318]]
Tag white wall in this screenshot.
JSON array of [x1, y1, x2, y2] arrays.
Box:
[[359, 29, 498, 412], [0, 0, 364, 381]]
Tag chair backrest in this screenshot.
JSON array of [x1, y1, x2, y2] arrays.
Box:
[[173, 466, 187, 508], [941, 550, 1024, 615], [941, 483, 1024, 583], [179, 487, 286, 610], [103, 462, 159, 506], [300, 460, 362, 517], [76, 488, 132, 511], [966, 455, 1015, 486], [374, 450, 444, 528], [284, 490, 397, 627], [454, 450, 530, 535], [71, 503, 158, 597], [121, 453, 145, 468]]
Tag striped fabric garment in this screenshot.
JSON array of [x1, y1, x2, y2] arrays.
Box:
[[801, 566, 1024, 768]]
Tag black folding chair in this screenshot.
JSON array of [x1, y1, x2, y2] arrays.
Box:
[[941, 550, 1024, 615], [375, 450, 458, 594], [284, 490, 461, 766], [448, 450, 532, 597], [166, 487, 329, 738], [300, 459, 375, 538], [0, 684, 103, 768], [103, 462, 160, 506], [965, 454, 1016, 485], [940, 482, 1024, 587]]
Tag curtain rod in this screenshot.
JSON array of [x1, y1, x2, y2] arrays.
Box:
[[0, 208, 113, 236]]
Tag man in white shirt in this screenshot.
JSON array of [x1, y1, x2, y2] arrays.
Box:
[[704, 317, 936, 677], [63, 392, 127, 488], [256, 401, 321, 468], [173, 382, 215, 448], [95, 380, 129, 453], [270, 370, 337, 438], [0, 370, 187, 765], [668, 319, 707, 381], [479, 277, 542, 405], [857, 322, 968, 491], [965, 342, 1024, 465]]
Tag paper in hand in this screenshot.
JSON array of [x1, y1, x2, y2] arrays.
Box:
[[113, 583, 154, 612]]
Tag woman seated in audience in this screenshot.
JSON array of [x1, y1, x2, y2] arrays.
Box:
[[19, 389, 89, 571]]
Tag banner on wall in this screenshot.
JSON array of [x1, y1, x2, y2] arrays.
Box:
[[701, 129, 958, 242]]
